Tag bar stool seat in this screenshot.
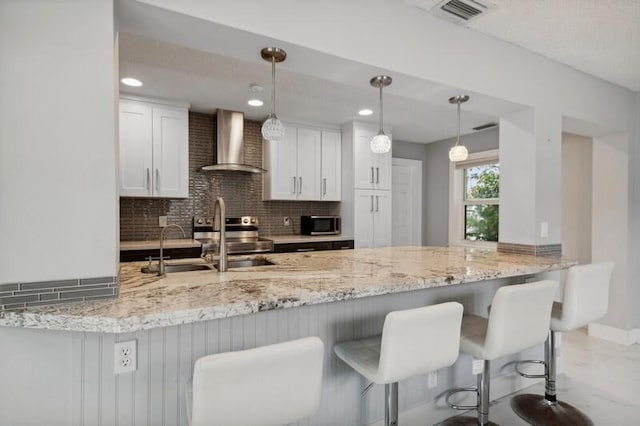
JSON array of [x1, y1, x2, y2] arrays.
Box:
[[187, 337, 324, 426], [512, 261, 614, 426], [441, 280, 558, 426], [335, 302, 464, 426]]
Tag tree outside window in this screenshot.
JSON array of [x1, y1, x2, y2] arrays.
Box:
[[464, 163, 499, 242]]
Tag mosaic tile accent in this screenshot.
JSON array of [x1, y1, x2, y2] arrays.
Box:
[[497, 242, 562, 257], [120, 112, 339, 241], [0, 276, 118, 312]]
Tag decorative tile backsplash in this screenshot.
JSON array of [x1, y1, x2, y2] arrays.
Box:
[[120, 112, 339, 241]]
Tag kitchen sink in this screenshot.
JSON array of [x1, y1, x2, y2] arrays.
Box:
[[216, 258, 275, 270], [141, 263, 214, 274]]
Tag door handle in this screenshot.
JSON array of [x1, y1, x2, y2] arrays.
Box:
[[376, 167, 379, 184], [370, 195, 374, 212], [298, 177, 302, 194], [155, 169, 160, 191], [370, 167, 374, 183], [376, 195, 379, 212], [293, 176, 296, 195], [146, 168, 150, 191], [323, 178, 327, 196]]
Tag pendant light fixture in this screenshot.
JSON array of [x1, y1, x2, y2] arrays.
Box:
[[260, 47, 287, 141], [369, 75, 392, 154], [448, 95, 470, 162]]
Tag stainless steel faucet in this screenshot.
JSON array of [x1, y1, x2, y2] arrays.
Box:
[[213, 197, 228, 272], [158, 224, 186, 276]]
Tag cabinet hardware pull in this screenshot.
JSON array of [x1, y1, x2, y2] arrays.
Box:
[[376, 195, 379, 212], [296, 248, 315, 252], [155, 169, 160, 191], [323, 178, 327, 196], [370, 195, 374, 212], [299, 177, 302, 194], [146, 168, 150, 191], [339, 246, 350, 249], [371, 167, 374, 183], [293, 176, 296, 195], [376, 167, 379, 184]]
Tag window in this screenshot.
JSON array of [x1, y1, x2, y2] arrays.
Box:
[[449, 150, 500, 247]]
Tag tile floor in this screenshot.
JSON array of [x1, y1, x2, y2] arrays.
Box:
[[458, 328, 640, 425]]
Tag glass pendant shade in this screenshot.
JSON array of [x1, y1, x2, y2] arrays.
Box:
[[449, 144, 468, 162], [261, 115, 285, 141], [370, 132, 391, 154]]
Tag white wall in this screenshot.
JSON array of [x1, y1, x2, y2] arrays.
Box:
[[592, 133, 629, 329], [0, 0, 118, 284], [561, 133, 592, 265]]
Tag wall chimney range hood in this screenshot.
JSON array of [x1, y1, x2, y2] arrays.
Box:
[[202, 109, 266, 173]]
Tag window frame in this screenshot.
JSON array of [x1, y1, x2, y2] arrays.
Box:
[[448, 149, 500, 248]]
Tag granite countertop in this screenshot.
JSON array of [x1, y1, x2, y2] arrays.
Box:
[[120, 239, 201, 251], [266, 235, 354, 244], [0, 247, 575, 334]]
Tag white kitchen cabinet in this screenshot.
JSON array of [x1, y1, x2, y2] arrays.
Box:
[[353, 189, 392, 248], [263, 124, 341, 201], [353, 126, 392, 190], [321, 130, 341, 201], [119, 97, 189, 198]]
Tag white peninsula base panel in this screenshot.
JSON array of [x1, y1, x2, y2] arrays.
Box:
[[0, 273, 556, 426]]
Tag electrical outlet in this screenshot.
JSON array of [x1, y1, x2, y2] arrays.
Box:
[[283, 216, 291, 227], [159, 216, 168, 228], [114, 340, 137, 374], [540, 222, 549, 238], [428, 371, 437, 388]]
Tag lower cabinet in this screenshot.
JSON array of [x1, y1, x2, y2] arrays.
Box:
[[274, 240, 354, 253], [353, 190, 392, 249]]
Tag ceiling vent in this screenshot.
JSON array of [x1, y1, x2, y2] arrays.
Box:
[[431, 0, 495, 24], [472, 122, 498, 131]]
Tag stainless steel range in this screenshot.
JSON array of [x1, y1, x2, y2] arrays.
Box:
[[193, 216, 274, 256]]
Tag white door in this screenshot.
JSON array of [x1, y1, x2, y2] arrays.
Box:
[[152, 106, 189, 198], [353, 190, 375, 248], [266, 125, 298, 200], [392, 158, 422, 246], [353, 126, 377, 189], [373, 191, 392, 248], [321, 130, 341, 201], [119, 100, 153, 197], [297, 127, 322, 200]]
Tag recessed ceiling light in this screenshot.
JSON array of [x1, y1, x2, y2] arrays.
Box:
[[358, 109, 373, 116], [121, 77, 143, 87], [248, 99, 264, 107]]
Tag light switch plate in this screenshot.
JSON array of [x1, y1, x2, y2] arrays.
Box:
[[159, 216, 168, 228], [283, 216, 291, 227], [428, 371, 437, 388], [540, 222, 549, 238]]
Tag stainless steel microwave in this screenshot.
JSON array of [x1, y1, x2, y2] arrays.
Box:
[[300, 216, 341, 235]]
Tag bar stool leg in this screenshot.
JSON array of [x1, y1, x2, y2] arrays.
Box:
[[511, 331, 594, 426], [385, 382, 398, 426]]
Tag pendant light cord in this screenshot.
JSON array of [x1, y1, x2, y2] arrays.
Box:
[[379, 83, 384, 134], [455, 100, 461, 146], [271, 58, 276, 118]]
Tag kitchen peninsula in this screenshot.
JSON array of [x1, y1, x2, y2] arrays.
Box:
[[0, 246, 573, 426]]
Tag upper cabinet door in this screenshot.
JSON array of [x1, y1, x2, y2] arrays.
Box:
[[119, 100, 153, 197], [321, 130, 341, 201], [353, 126, 377, 189], [152, 106, 189, 198], [264, 125, 298, 200], [297, 127, 322, 200]]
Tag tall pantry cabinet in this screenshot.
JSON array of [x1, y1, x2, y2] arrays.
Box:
[[340, 123, 392, 248]]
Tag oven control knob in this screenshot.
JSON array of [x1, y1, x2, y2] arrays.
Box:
[[197, 218, 204, 225], [251, 218, 256, 224], [206, 218, 212, 224], [242, 217, 249, 224]]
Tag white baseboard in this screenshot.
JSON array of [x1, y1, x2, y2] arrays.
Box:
[[588, 322, 640, 346], [368, 371, 544, 426]]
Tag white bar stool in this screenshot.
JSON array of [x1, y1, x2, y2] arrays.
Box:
[[187, 336, 324, 426], [334, 302, 464, 426], [441, 280, 558, 426], [511, 261, 614, 426]]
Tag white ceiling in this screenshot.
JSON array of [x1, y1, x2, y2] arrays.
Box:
[[407, 0, 640, 91], [117, 0, 526, 144]]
